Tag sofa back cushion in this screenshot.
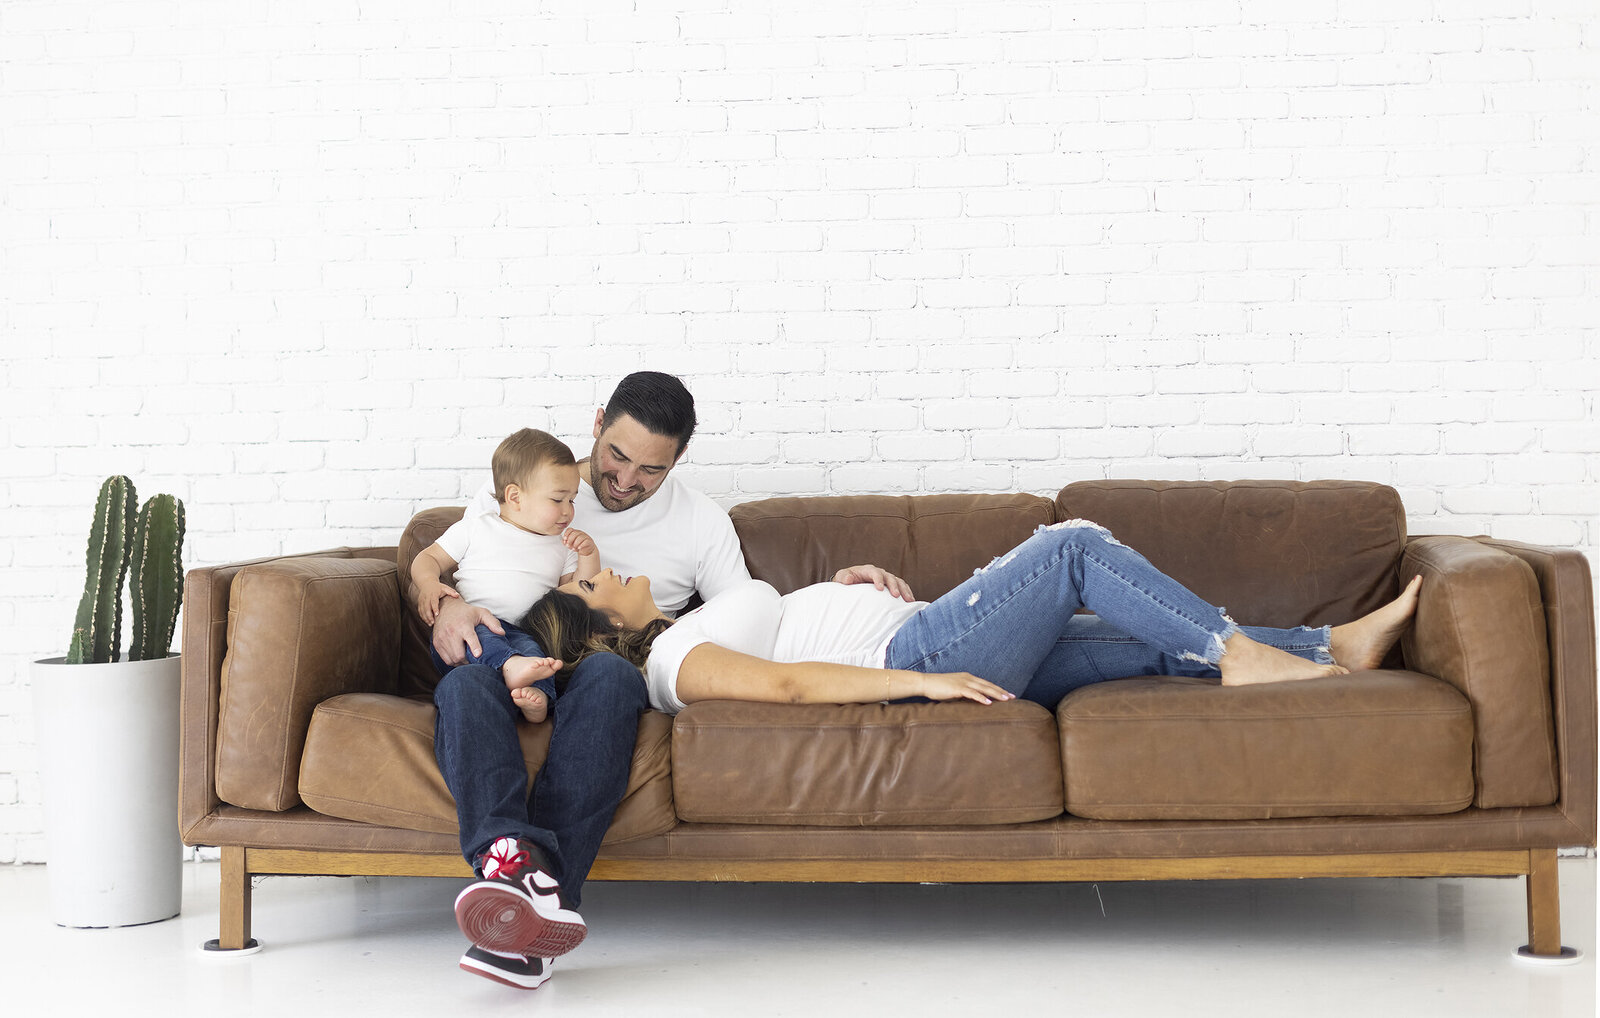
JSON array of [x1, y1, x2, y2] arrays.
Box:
[[1055, 480, 1406, 633], [731, 493, 1056, 598]]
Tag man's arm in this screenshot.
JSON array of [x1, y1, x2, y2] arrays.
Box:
[[692, 506, 753, 603]]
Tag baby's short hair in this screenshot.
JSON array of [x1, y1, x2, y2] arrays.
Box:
[[492, 428, 576, 504]]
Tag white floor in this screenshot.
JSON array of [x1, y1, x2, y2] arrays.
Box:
[[2, 858, 1594, 1017]]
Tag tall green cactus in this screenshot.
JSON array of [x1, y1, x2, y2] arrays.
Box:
[[129, 493, 186, 662], [64, 476, 187, 664], [66, 476, 138, 664]]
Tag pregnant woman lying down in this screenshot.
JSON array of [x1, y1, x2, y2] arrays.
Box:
[[519, 519, 1421, 714]]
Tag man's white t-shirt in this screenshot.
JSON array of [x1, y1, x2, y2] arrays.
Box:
[[643, 578, 928, 714], [467, 470, 749, 615], [435, 513, 578, 622]]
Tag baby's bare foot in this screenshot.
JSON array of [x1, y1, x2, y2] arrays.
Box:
[[503, 655, 560, 690], [511, 686, 549, 724], [1329, 575, 1422, 672], [1219, 632, 1349, 687]]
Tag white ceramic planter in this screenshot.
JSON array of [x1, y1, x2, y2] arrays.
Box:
[[31, 654, 183, 928]]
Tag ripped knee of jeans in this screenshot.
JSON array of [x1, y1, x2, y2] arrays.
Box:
[[972, 550, 1020, 576], [1033, 518, 1123, 546]]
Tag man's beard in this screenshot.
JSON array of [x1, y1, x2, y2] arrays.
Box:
[[591, 463, 644, 511]]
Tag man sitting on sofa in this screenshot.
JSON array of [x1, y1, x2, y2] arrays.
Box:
[[429, 370, 911, 990]]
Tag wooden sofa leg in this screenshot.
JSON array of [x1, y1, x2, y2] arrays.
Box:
[[203, 846, 259, 953], [1518, 848, 1579, 963]]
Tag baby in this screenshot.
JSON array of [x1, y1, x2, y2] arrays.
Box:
[[411, 428, 599, 724]]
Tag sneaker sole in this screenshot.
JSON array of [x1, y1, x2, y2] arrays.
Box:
[[522, 913, 587, 959], [455, 883, 588, 958], [455, 883, 544, 954]]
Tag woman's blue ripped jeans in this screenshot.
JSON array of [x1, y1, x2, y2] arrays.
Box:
[[883, 520, 1335, 709]]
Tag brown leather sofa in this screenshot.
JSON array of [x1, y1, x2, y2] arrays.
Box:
[[180, 479, 1596, 957]]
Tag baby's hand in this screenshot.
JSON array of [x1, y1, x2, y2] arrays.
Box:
[[415, 582, 460, 624], [563, 527, 597, 557]]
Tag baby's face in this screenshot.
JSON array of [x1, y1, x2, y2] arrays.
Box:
[[501, 462, 580, 537]]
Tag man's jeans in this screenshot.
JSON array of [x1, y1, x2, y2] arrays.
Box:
[[433, 650, 646, 907], [429, 621, 557, 713], [885, 520, 1335, 708]]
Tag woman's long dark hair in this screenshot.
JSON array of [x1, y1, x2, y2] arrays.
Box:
[[519, 589, 672, 689]]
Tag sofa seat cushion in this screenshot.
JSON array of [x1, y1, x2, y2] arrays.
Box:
[[1059, 672, 1475, 820], [297, 693, 677, 845], [670, 700, 1064, 826]]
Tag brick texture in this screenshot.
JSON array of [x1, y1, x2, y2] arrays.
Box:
[[2, 1, 1597, 860]]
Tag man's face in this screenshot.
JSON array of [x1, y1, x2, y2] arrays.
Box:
[[587, 410, 681, 512]]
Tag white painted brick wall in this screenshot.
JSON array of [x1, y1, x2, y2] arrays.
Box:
[[1, 0, 1597, 862]]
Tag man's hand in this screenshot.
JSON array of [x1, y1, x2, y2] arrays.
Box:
[[833, 564, 916, 602], [432, 595, 504, 666]]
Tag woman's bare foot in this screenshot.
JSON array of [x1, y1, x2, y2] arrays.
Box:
[[510, 686, 549, 724], [1329, 575, 1423, 672], [1218, 632, 1350, 686], [503, 655, 561, 690]]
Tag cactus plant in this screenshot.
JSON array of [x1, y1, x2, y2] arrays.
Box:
[[65, 476, 138, 664], [64, 476, 186, 664], [129, 493, 186, 662]]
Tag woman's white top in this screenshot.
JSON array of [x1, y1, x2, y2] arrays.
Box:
[[643, 578, 928, 714], [435, 513, 577, 622]]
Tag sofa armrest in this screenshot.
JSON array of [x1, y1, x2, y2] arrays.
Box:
[[208, 555, 402, 815], [1400, 536, 1560, 810], [181, 547, 397, 843], [1472, 539, 1597, 845]]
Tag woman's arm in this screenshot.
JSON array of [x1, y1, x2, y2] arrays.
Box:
[[675, 642, 1013, 707]]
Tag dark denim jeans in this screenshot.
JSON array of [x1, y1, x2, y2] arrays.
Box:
[[432, 649, 646, 907], [429, 621, 558, 710], [886, 520, 1335, 709]]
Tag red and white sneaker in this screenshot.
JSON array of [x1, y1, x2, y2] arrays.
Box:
[[459, 945, 553, 989], [454, 836, 587, 957]]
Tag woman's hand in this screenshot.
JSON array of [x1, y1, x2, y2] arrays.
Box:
[[912, 671, 1015, 705], [833, 564, 916, 602]]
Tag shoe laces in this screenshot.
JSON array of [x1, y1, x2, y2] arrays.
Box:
[[481, 838, 531, 880]]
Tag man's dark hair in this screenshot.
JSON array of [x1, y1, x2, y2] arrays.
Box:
[[601, 371, 696, 458]]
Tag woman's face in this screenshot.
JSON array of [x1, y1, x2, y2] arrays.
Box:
[[563, 568, 656, 628]]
